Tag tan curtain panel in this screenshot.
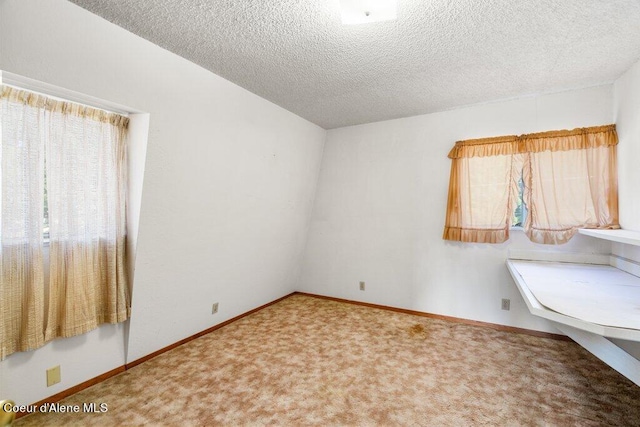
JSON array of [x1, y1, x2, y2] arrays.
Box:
[[522, 125, 619, 244], [443, 125, 619, 245], [0, 86, 130, 358], [443, 136, 522, 243]]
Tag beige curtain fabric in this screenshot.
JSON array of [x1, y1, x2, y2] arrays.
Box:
[[522, 125, 619, 244], [444, 136, 522, 243], [443, 125, 619, 245], [0, 86, 130, 358], [45, 103, 130, 340], [0, 87, 46, 358]]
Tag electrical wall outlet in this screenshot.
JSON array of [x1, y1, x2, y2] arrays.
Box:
[[501, 298, 511, 311], [46, 366, 61, 387], [212, 302, 219, 314], [359, 281, 365, 291]]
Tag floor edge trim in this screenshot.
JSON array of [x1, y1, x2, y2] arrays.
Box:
[[294, 291, 570, 341], [15, 290, 568, 419], [14, 291, 295, 419]]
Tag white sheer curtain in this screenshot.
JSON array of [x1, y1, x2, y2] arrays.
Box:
[[0, 87, 46, 358], [45, 103, 129, 339], [0, 86, 129, 358]]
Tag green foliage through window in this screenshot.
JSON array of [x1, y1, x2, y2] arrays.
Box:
[[512, 174, 527, 227]]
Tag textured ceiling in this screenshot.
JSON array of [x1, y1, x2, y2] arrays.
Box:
[[69, 0, 640, 129]]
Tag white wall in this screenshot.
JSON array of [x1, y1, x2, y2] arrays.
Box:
[[0, 0, 325, 406], [299, 85, 614, 333], [613, 58, 640, 233], [609, 58, 640, 359]]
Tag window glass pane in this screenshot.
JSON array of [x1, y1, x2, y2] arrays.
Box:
[[512, 172, 527, 227]]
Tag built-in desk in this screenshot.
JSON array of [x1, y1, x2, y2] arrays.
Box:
[[506, 240, 640, 386], [507, 260, 640, 341]]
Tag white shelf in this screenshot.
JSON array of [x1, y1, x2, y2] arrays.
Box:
[[578, 228, 640, 246]]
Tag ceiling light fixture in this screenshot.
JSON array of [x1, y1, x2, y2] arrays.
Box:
[[340, 0, 397, 25]]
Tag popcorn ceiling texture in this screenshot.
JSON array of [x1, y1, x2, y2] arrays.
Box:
[[69, 0, 640, 129]]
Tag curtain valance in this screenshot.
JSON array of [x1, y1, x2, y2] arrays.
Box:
[[448, 124, 617, 159]]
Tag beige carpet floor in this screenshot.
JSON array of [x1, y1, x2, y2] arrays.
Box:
[[15, 294, 640, 426]]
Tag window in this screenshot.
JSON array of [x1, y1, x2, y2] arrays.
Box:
[[510, 174, 528, 228], [0, 85, 130, 358], [443, 125, 619, 245]]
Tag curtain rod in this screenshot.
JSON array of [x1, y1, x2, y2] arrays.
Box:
[[0, 70, 140, 116]]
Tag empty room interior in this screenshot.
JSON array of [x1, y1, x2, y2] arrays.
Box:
[[2, 0, 640, 425]]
